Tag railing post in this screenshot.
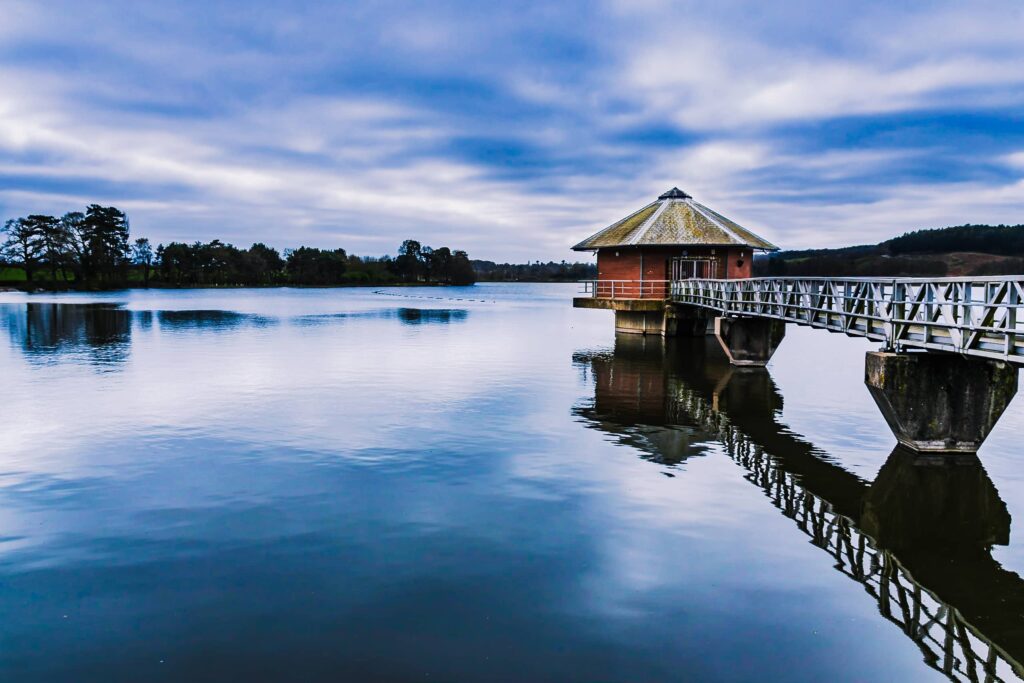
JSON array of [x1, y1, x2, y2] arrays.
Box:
[[1008, 282, 1019, 359], [888, 280, 905, 351]]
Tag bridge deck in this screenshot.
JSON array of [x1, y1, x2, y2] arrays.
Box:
[[665, 276, 1024, 363]]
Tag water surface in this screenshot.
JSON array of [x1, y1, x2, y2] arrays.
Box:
[[2, 284, 1023, 682]]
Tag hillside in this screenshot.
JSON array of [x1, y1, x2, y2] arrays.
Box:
[[755, 224, 1024, 277]]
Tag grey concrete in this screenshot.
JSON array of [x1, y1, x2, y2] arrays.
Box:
[[573, 297, 665, 312], [713, 316, 786, 366], [602, 303, 710, 337], [663, 304, 710, 337], [614, 310, 664, 335], [865, 351, 1019, 453]]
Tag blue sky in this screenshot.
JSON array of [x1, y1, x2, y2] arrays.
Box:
[[1, 0, 1022, 261]]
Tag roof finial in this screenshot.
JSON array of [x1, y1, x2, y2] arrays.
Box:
[[659, 187, 691, 200]]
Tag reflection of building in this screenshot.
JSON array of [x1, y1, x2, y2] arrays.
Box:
[[573, 334, 1024, 681], [575, 334, 714, 465]]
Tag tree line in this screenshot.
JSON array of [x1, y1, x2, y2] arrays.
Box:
[[1, 206, 476, 288], [472, 260, 596, 281], [886, 224, 1024, 256], [755, 223, 1024, 278]]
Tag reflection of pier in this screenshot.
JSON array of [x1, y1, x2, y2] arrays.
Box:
[[573, 336, 1024, 682]]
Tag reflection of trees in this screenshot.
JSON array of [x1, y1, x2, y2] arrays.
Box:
[[397, 308, 467, 325], [155, 309, 271, 331], [573, 334, 1024, 682], [3, 303, 132, 367]]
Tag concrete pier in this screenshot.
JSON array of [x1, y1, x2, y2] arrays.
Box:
[[613, 310, 662, 335], [865, 351, 1019, 453], [574, 298, 709, 337], [713, 316, 786, 366]]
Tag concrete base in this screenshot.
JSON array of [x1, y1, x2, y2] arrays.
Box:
[[713, 316, 786, 366], [865, 351, 1019, 453], [614, 310, 664, 335], [664, 304, 711, 337], [573, 297, 664, 312], [608, 303, 710, 337]]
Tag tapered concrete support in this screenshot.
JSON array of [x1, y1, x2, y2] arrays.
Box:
[[865, 351, 1018, 453], [713, 316, 786, 366]]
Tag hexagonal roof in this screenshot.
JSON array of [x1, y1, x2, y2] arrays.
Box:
[[572, 188, 778, 251]]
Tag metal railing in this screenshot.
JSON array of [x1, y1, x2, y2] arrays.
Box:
[[579, 279, 671, 300], [671, 276, 1024, 363]]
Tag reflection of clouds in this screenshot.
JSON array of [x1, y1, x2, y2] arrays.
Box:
[[0, 287, 989, 681]]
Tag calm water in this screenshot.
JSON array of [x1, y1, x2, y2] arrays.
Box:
[[2, 283, 1024, 682]]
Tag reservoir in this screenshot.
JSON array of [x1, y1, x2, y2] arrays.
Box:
[[2, 283, 1024, 682]]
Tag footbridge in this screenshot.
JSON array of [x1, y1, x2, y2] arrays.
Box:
[[672, 276, 1024, 363], [575, 276, 1023, 455]]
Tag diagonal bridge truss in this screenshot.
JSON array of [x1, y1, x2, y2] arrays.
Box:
[[671, 276, 1024, 363]]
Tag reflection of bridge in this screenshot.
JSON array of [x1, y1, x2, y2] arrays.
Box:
[[573, 335, 1024, 682]]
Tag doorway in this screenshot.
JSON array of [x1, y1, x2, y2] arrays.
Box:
[[671, 258, 716, 280]]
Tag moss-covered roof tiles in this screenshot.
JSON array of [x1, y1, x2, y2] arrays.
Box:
[[572, 188, 778, 251]]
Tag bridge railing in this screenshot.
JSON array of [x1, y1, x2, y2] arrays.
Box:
[[579, 279, 671, 300], [672, 276, 1024, 362]]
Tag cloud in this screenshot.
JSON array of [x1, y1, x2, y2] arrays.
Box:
[[0, 0, 1022, 259]]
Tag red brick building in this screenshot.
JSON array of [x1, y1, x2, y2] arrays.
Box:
[[572, 187, 777, 299]]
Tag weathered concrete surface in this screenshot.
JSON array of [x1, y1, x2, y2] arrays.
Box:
[[664, 304, 711, 337], [865, 351, 1018, 453], [579, 299, 709, 337], [713, 316, 786, 366], [573, 297, 665, 312], [614, 310, 664, 335]]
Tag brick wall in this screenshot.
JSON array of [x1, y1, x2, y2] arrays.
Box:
[[724, 247, 753, 279], [596, 246, 755, 294], [597, 250, 641, 281]]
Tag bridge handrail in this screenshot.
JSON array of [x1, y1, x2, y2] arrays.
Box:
[[579, 279, 671, 299], [687, 275, 1024, 284], [671, 275, 1024, 363]]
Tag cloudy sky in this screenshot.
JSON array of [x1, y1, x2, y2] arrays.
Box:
[[1, 1, 1022, 261]]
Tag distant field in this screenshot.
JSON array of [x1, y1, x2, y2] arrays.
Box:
[[0, 267, 26, 282]]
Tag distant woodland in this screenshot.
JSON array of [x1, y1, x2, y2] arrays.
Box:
[[7, 205, 1019, 289], [755, 224, 1024, 277], [472, 260, 596, 281], [0, 206, 476, 289]]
